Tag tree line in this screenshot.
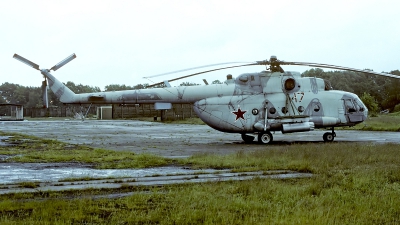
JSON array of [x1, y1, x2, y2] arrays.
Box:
[[1, 70, 399, 113], [0, 80, 211, 108]]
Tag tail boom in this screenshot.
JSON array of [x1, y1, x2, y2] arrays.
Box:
[[41, 69, 77, 103]]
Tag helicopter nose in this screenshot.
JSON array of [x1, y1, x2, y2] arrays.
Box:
[[356, 97, 368, 119], [364, 105, 369, 118]]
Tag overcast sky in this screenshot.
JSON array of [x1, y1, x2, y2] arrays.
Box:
[[1, 0, 399, 90]]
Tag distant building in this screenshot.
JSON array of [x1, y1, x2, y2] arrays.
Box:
[[0, 104, 24, 121]]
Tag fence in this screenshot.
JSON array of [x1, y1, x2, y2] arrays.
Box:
[[112, 103, 196, 120], [23, 103, 197, 120], [24, 105, 97, 118]]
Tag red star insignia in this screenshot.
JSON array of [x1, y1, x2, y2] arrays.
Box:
[[232, 107, 247, 121]]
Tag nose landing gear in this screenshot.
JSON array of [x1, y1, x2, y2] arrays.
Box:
[[323, 127, 336, 142]]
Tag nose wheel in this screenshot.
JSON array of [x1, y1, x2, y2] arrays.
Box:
[[323, 128, 336, 142], [258, 131, 273, 144]]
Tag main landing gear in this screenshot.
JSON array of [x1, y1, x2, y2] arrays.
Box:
[[323, 127, 336, 142], [241, 128, 335, 144], [241, 132, 274, 144], [258, 131, 273, 144]]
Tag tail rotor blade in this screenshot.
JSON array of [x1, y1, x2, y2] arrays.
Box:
[[13, 54, 40, 70], [41, 80, 49, 108], [50, 53, 76, 71]]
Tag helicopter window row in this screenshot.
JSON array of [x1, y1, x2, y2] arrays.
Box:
[[238, 75, 256, 83], [269, 106, 307, 114]]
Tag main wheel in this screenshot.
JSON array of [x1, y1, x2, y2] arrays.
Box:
[[258, 131, 273, 144], [323, 132, 334, 142], [241, 133, 255, 143]]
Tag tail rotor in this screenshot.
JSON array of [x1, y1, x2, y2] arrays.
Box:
[[13, 53, 77, 108]]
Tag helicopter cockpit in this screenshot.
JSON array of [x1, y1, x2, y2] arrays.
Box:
[[341, 93, 368, 124]]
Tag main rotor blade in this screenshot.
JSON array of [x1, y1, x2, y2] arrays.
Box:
[[13, 54, 40, 70], [144, 62, 251, 79], [147, 55, 400, 88], [279, 61, 400, 79], [50, 53, 76, 71], [147, 63, 257, 87]]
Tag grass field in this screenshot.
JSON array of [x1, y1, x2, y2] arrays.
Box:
[[350, 113, 400, 131], [0, 132, 171, 169], [1, 131, 400, 224]]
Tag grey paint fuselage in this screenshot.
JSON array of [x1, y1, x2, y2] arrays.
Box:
[[43, 69, 368, 134]]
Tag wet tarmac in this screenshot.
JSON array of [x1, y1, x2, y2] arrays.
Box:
[[0, 163, 214, 184], [1, 119, 399, 157]]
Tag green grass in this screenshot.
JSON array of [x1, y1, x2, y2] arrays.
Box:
[[17, 182, 40, 189], [344, 113, 400, 131], [0, 132, 172, 169], [1, 141, 400, 224]]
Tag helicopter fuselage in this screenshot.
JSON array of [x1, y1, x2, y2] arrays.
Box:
[[44, 69, 367, 136]]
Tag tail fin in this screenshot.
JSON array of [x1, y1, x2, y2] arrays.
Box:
[[42, 70, 77, 104]]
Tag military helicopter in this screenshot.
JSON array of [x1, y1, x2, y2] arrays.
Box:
[[13, 53, 400, 144]]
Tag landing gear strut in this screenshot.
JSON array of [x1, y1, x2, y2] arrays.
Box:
[[258, 131, 273, 144], [323, 127, 336, 142]]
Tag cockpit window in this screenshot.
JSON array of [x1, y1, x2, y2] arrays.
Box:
[[239, 75, 248, 82], [354, 99, 365, 112], [324, 80, 333, 90], [344, 99, 356, 112]]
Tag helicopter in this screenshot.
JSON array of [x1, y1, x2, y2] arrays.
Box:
[[12, 53, 400, 144]]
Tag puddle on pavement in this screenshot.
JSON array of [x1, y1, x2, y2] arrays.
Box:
[[0, 163, 215, 184], [0, 162, 313, 196], [0, 136, 15, 146]]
